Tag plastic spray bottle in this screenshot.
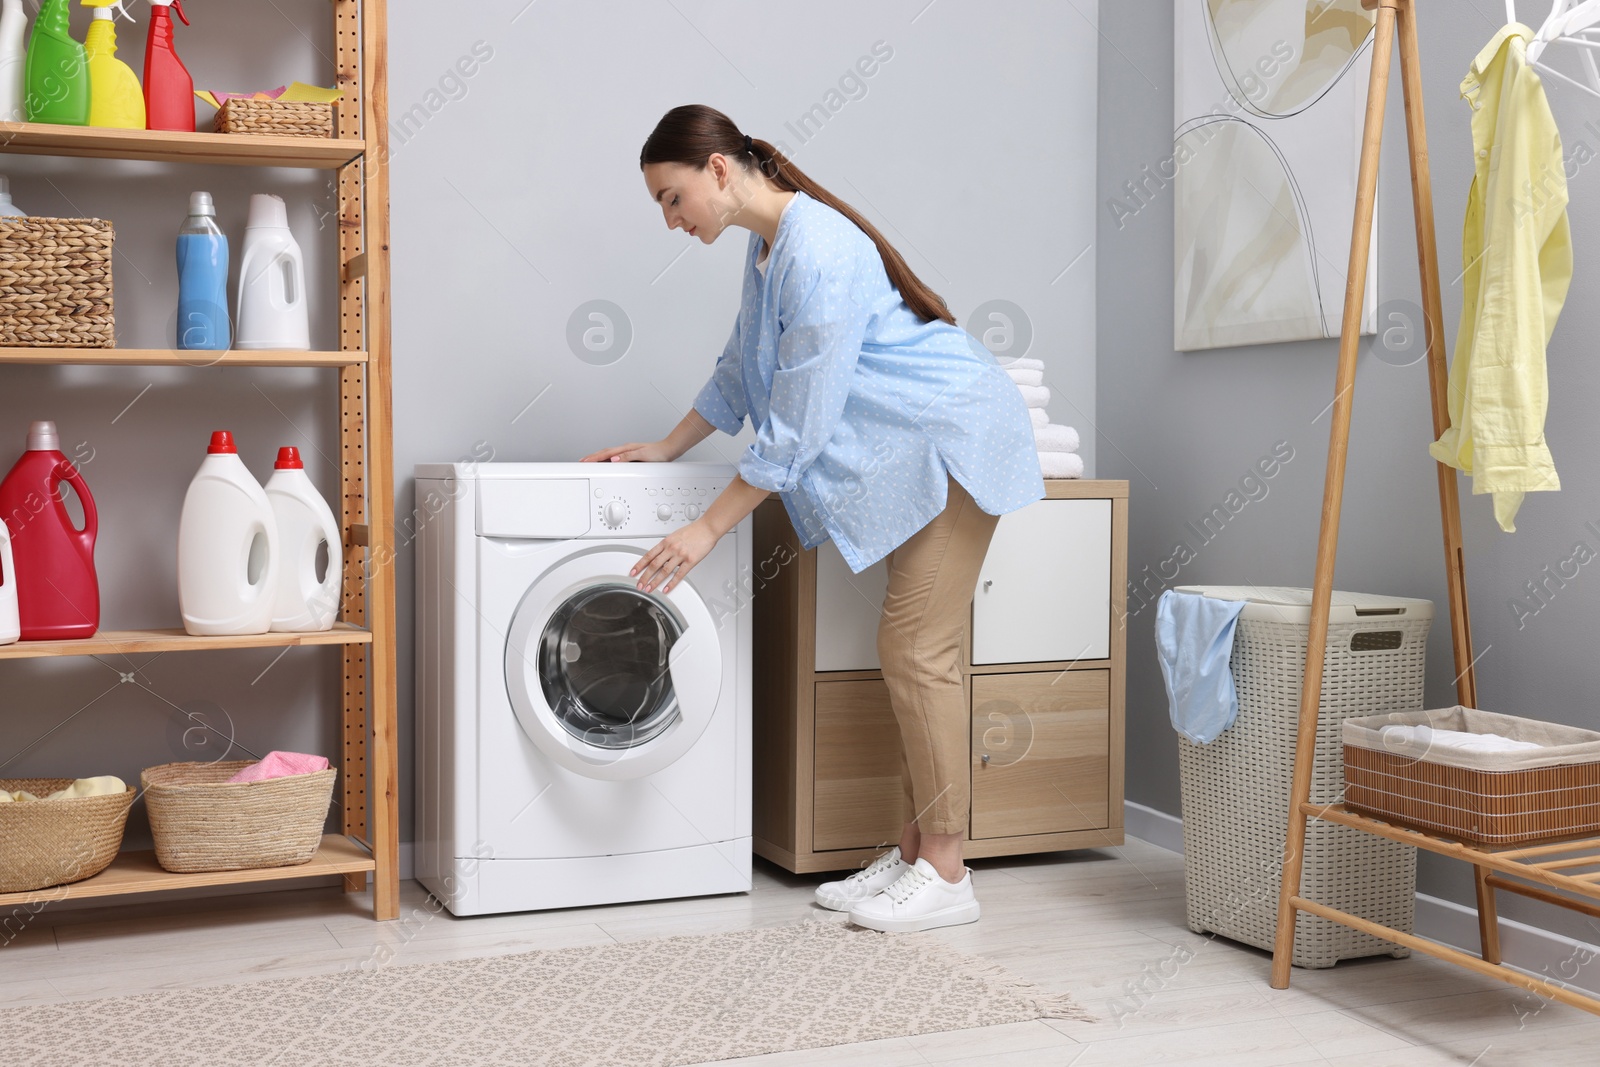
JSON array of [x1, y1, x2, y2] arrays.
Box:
[[24, 0, 88, 126], [143, 0, 192, 132], [0, 0, 28, 123], [81, 0, 143, 129]]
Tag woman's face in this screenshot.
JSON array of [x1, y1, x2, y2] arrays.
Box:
[[643, 158, 739, 244]]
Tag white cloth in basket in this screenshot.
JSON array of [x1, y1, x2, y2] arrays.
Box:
[[1379, 724, 1543, 753]]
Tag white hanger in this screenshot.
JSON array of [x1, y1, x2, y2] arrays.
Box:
[[1514, 0, 1600, 99]]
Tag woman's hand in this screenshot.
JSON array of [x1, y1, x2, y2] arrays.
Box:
[[631, 518, 719, 594], [580, 440, 676, 463]]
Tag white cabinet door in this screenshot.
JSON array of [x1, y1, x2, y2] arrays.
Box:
[[972, 499, 1111, 665], [814, 540, 890, 671]]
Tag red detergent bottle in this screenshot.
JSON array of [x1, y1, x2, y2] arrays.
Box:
[[0, 421, 100, 640], [143, 0, 193, 132]]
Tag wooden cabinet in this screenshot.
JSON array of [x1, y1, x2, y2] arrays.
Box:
[[752, 479, 1128, 873]]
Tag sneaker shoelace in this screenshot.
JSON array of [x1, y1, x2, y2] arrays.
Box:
[[883, 864, 934, 904], [845, 848, 904, 885]]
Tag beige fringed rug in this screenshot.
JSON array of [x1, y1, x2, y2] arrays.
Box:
[[12, 918, 1091, 1066]]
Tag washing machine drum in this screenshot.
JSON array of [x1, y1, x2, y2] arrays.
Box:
[[505, 550, 722, 780]]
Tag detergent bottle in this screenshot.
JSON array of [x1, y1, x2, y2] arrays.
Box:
[[142, 0, 192, 132], [236, 194, 310, 350], [178, 431, 278, 636], [176, 191, 230, 350], [0, 0, 28, 123], [0, 421, 99, 640], [0, 521, 19, 645], [24, 0, 88, 126], [0, 176, 27, 216], [264, 447, 341, 632], [81, 0, 144, 129]]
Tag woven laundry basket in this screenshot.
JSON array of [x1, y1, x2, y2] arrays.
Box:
[[1174, 585, 1431, 968], [142, 760, 335, 873], [0, 217, 115, 347], [214, 99, 334, 138], [0, 779, 135, 893]]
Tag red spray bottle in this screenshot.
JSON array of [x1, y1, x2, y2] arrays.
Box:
[[143, 0, 193, 132], [0, 421, 99, 640]]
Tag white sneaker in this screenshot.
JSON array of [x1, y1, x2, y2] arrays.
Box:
[[814, 846, 911, 911], [848, 857, 980, 933]]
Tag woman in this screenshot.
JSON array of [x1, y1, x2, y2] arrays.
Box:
[[581, 104, 1045, 933]]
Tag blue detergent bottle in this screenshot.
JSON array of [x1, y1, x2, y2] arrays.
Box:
[[176, 191, 230, 350]]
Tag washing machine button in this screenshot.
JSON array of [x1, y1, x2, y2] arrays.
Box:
[[685, 503, 701, 521], [656, 504, 673, 521]]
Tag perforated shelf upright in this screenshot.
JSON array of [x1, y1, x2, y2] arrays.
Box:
[[0, 0, 398, 922]]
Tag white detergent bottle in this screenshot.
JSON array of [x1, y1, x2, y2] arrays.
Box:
[[177, 430, 278, 636], [0, 0, 27, 124], [0, 521, 19, 645], [0, 176, 28, 217], [264, 446, 341, 632], [235, 193, 309, 350]]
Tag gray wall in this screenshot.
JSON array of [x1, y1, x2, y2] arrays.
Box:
[[1099, 2, 1600, 940], [389, 2, 1097, 842]]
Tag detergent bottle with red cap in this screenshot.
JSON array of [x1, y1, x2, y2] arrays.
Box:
[[264, 446, 341, 632], [0, 421, 98, 640], [142, 0, 192, 132], [177, 430, 278, 636]]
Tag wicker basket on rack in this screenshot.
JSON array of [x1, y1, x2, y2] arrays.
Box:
[[0, 217, 115, 348], [142, 760, 336, 873], [214, 99, 335, 138], [0, 779, 135, 893], [1345, 706, 1600, 847]]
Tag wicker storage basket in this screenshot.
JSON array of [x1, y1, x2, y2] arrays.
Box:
[[1344, 706, 1600, 847], [0, 779, 135, 893], [1174, 585, 1430, 968], [214, 99, 334, 138], [142, 760, 335, 873], [0, 217, 115, 347]]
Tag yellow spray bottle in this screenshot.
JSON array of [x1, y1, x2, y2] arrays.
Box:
[[80, 0, 144, 129]]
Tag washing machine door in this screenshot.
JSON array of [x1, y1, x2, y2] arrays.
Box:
[[503, 547, 723, 780]]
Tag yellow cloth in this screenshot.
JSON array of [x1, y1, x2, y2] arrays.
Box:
[[1428, 24, 1572, 533]]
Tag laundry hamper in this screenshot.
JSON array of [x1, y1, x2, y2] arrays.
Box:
[[1174, 585, 1431, 968]]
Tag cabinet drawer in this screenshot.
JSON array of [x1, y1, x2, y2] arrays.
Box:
[[813, 679, 906, 851], [814, 541, 889, 671], [972, 498, 1111, 664], [970, 671, 1110, 839]]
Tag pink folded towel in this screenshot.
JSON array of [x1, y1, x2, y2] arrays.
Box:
[[226, 751, 331, 783]]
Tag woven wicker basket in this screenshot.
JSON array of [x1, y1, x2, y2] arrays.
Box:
[[1174, 586, 1430, 968], [142, 760, 335, 873], [214, 99, 334, 138], [1344, 706, 1600, 846], [0, 779, 135, 893], [0, 217, 115, 347]]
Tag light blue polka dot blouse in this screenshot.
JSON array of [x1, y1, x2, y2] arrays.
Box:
[[693, 189, 1046, 574]]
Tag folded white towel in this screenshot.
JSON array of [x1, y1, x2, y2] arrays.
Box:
[[1004, 357, 1044, 372], [1379, 724, 1543, 753], [1035, 423, 1079, 453], [1039, 451, 1083, 479], [1006, 367, 1043, 387], [1017, 384, 1050, 409], [1029, 407, 1048, 428]]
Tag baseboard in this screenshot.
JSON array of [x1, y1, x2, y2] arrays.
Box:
[[1124, 800, 1600, 1000]]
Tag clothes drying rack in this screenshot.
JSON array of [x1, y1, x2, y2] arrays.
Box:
[[1269, 0, 1600, 1018]]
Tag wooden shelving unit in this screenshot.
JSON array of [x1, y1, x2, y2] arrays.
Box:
[[0, 0, 398, 921]]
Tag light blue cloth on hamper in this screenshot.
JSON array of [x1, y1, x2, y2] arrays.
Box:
[[1155, 589, 1248, 745]]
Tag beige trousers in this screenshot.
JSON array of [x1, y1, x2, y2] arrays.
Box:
[[876, 474, 1000, 836]]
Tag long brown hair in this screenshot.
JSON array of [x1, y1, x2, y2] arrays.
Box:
[[640, 104, 954, 326]]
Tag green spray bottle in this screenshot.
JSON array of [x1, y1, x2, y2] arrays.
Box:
[[25, 0, 88, 125]]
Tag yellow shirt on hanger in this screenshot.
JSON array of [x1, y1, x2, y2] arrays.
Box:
[[1429, 23, 1572, 533]]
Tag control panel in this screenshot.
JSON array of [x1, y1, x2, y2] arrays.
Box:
[[591, 478, 729, 535]]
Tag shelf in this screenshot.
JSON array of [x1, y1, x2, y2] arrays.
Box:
[[0, 834, 376, 908], [0, 622, 372, 661], [0, 121, 365, 169], [0, 347, 368, 367]]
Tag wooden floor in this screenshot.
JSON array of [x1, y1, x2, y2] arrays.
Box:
[[9, 836, 1599, 1065]]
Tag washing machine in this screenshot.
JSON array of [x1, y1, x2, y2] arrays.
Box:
[[413, 462, 752, 916]]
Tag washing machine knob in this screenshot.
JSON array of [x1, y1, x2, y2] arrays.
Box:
[[656, 503, 673, 521], [603, 500, 628, 527], [685, 503, 701, 521]]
